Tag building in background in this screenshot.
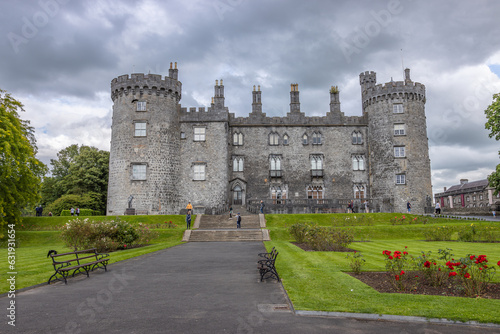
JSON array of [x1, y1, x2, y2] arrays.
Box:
[[107, 64, 432, 215]]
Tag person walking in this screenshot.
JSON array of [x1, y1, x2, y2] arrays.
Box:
[[260, 200, 265, 214], [364, 200, 369, 213], [76, 208, 80, 216], [70, 207, 75, 216], [236, 212, 241, 228], [407, 201, 412, 213], [229, 205, 233, 219], [186, 210, 192, 229], [186, 202, 193, 213], [435, 202, 441, 215]]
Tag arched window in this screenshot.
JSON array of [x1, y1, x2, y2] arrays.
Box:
[[307, 186, 324, 202], [233, 157, 244, 172], [312, 132, 322, 145], [270, 155, 282, 178], [352, 155, 364, 170], [302, 134, 308, 145], [269, 132, 279, 145], [283, 134, 289, 145], [352, 131, 362, 144], [233, 132, 243, 146], [271, 186, 287, 204], [354, 185, 365, 199]]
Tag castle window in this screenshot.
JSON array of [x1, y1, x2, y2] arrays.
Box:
[[136, 101, 146, 111], [180, 132, 186, 139], [312, 132, 322, 145], [270, 155, 282, 178], [393, 103, 403, 114], [394, 146, 406, 158], [283, 134, 289, 145], [479, 195, 483, 200], [194, 127, 206, 141], [466, 196, 470, 202], [302, 134, 308, 145], [269, 132, 279, 146], [351, 131, 363, 144], [307, 186, 323, 202], [310, 155, 323, 178], [132, 164, 146, 180], [233, 157, 244, 172], [352, 155, 365, 171], [394, 124, 405, 136], [193, 164, 206, 181], [134, 122, 146, 137], [396, 174, 406, 185], [233, 132, 243, 146], [271, 186, 287, 204], [354, 185, 365, 199], [473, 195, 476, 201]]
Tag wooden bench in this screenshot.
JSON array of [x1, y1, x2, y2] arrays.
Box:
[[257, 249, 280, 282], [48, 248, 110, 284]]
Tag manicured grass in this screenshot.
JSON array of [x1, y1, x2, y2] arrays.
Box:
[[264, 213, 500, 324], [0, 217, 186, 294]]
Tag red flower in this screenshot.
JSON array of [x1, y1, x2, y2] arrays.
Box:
[[424, 261, 431, 268], [403, 251, 408, 255], [449, 272, 457, 277], [388, 256, 393, 260], [124, 244, 127, 248], [405, 246, 408, 249], [470, 255, 475, 260], [497, 261, 500, 267], [433, 262, 436, 265], [438, 268, 441, 271], [464, 273, 471, 279], [400, 270, 405, 275], [395, 275, 400, 281]]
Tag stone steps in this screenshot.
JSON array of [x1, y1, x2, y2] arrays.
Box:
[[188, 229, 266, 242], [200, 216, 260, 229]]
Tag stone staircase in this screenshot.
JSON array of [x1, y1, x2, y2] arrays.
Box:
[[184, 212, 269, 242]]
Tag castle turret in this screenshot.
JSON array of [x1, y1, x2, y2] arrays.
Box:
[[361, 69, 431, 214], [329, 85, 341, 113], [290, 83, 300, 113], [213, 79, 225, 111], [108, 67, 182, 215]]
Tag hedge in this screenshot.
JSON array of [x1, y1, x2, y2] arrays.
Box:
[[60, 209, 98, 216]]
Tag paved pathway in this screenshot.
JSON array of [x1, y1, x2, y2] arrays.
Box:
[[2, 242, 500, 333]]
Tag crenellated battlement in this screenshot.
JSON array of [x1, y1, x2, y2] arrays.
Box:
[[111, 72, 182, 101], [229, 111, 367, 126]]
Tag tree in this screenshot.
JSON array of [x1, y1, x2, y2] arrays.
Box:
[[485, 93, 500, 195], [0, 90, 47, 230]]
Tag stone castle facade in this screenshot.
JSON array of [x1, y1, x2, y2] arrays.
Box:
[[107, 63, 432, 215]]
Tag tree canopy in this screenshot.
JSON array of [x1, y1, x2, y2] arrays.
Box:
[[485, 93, 500, 195], [0, 90, 47, 228]]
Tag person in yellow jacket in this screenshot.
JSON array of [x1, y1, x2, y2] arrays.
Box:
[[186, 202, 193, 212]]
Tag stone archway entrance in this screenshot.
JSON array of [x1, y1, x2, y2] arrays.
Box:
[[233, 185, 243, 205]]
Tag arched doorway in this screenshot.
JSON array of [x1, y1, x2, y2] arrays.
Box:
[[233, 185, 242, 205]]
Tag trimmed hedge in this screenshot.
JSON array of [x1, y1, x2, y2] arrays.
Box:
[[60, 209, 98, 216]]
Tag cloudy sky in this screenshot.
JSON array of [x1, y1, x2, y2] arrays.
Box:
[[1, 0, 499, 195]]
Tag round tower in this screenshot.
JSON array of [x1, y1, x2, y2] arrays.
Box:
[[107, 63, 182, 215], [361, 69, 432, 214]]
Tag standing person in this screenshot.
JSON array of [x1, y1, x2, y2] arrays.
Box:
[[260, 200, 265, 214], [186, 210, 192, 229], [186, 202, 193, 213], [70, 207, 75, 216], [229, 205, 233, 219], [76, 208, 80, 216], [236, 212, 241, 228], [435, 202, 441, 215], [364, 200, 369, 213], [407, 201, 412, 213]]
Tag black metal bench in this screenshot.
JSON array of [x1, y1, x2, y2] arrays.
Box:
[[257, 248, 280, 281], [48, 248, 110, 284]]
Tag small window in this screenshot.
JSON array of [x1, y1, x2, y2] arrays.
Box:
[[302, 134, 308, 145], [137, 101, 147, 111], [311, 155, 323, 177], [396, 174, 406, 185], [194, 127, 206, 141], [283, 134, 289, 145], [394, 124, 405, 136], [394, 146, 406, 158], [132, 164, 146, 180], [473, 196, 476, 201], [134, 122, 146, 137], [354, 185, 365, 199], [193, 164, 205, 181], [312, 132, 322, 145], [352, 131, 363, 145], [352, 155, 365, 171], [466, 196, 470, 202], [479, 195, 483, 200], [269, 132, 279, 146], [180, 132, 186, 139], [233, 157, 244, 172], [393, 103, 403, 113], [307, 186, 324, 201], [233, 132, 243, 146]]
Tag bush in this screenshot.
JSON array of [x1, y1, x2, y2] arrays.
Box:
[[423, 226, 454, 241], [289, 223, 354, 251], [60, 218, 158, 252], [60, 209, 98, 216], [415, 248, 453, 286], [457, 224, 499, 242], [289, 222, 310, 243]]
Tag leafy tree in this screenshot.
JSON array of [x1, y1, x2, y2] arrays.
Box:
[[485, 93, 500, 195], [0, 90, 47, 230]]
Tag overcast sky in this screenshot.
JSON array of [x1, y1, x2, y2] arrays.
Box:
[[1, 0, 499, 195]]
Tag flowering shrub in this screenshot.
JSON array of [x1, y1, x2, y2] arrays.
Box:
[[423, 226, 454, 241], [451, 254, 497, 297], [60, 218, 158, 252], [415, 248, 453, 286], [457, 224, 499, 242], [289, 222, 310, 243], [346, 251, 365, 275], [383, 247, 414, 290]]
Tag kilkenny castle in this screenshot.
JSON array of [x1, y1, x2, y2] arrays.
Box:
[[107, 63, 432, 215]]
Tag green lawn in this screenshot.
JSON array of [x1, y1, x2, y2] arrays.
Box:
[[264, 213, 500, 324]]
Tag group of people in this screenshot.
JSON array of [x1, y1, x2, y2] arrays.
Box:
[[185, 201, 242, 229], [70, 207, 80, 216], [347, 200, 370, 213]]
